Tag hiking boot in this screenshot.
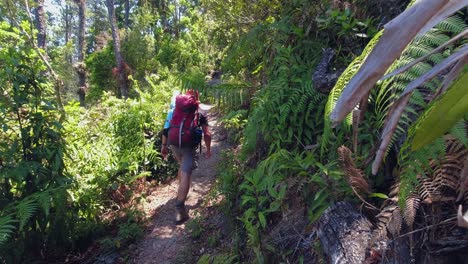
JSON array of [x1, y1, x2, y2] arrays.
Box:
[[175, 204, 189, 225]]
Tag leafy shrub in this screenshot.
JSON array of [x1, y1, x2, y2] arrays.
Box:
[[215, 150, 243, 214], [316, 7, 377, 54], [236, 149, 349, 261], [220, 110, 248, 144], [85, 44, 116, 101], [0, 21, 73, 262], [242, 45, 325, 158], [63, 77, 177, 218]]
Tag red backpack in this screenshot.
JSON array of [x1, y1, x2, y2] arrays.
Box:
[[168, 91, 200, 147]]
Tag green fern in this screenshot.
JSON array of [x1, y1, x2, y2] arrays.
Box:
[[449, 120, 468, 147], [16, 199, 39, 231], [398, 137, 446, 205], [241, 42, 324, 157], [321, 31, 383, 156], [435, 15, 466, 33], [37, 191, 54, 216], [356, 14, 466, 173], [0, 215, 16, 246]]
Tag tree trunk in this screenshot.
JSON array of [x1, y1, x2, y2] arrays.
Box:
[[160, 0, 168, 32], [64, 2, 70, 43], [63, 1, 72, 63], [26, 0, 65, 119], [174, 1, 179, 38], [317, 201, 412, 264], [34, 0, 47, 49], [106, 0, 129, 98], [124, 0, 130, 30], [317, 201, 372, 264], [74, 0, 88, 107]]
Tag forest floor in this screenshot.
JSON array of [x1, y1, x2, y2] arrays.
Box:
[[130, 109, 230, 264]]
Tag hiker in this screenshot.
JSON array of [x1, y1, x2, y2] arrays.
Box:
[[160, 90, 212, 224]]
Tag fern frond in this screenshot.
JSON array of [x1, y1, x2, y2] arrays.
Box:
[[435, 15, 466, 34], [325, 30, 384, 122], [16, 199, 39, 231], [407, 44, 433, 59], [0, 215, 16, 246], [37, 191, 52, 216], [414, 31, 450, 47], [430, 137, 468, 195], [387, 206, 402, 236], [449, 120, 468, 147], [445, 138, 463, 154], [337, 146, 370, 194], [372, 204, 400, 242], [418, 176, 440, 203], [433, 158, 462, 189], [403, 194, 420, 227], [456, 157, 468, 203]]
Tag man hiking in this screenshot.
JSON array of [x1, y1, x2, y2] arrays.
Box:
[[161, 90, 212, 224]]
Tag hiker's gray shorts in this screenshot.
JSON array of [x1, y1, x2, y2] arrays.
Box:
[[170, 146, 198, 173]]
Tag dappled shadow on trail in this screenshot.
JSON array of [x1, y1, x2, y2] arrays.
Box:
[[132, 112, 228, 264]]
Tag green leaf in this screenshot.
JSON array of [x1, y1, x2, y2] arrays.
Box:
[[258, 212, 267, 229], [369, 192, 389, 199], [128, 171, 151, 183], [411, 71, 468, 150], [241, 195, 256, 206], [309, 204, 329, 222], [266, 200, 281, 213]]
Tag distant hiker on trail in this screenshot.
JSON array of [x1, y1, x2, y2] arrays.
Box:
[[161, 90, 212, 225]]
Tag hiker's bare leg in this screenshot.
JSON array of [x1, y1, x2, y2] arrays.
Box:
[[170, 146, 193, 224], [176, 169, 181, 180], [177, 171, 192, 202]]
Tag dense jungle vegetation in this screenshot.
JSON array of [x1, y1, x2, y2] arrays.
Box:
[[0, 0, 467, 263]]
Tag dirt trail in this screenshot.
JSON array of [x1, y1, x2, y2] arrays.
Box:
[[132, 111, 227, 264]]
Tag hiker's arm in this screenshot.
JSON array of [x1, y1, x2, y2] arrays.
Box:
[[161, 129, 169, 160], [202, 124, 211, 158]]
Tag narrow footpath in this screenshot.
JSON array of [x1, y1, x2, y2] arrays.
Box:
[[132, 111, 227, 264]]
